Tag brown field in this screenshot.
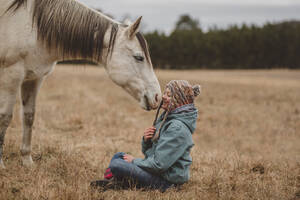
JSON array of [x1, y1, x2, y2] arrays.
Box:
[[1, 65, 300, 200]]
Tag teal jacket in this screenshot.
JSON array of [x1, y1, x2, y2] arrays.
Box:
[[133, 104, 197, 184]]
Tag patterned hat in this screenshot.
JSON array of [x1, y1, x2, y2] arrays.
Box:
[[165, 80, 201, 110], [151, 80, 201, 142]]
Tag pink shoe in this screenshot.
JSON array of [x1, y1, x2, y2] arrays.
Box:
[[104, 168, 114, 180]]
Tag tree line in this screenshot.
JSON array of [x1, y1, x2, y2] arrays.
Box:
[[145, 15, 300, 69]]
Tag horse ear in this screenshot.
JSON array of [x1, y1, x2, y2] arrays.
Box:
[[127, 16, 142, 39]]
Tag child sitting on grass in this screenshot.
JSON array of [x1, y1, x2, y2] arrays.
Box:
[[91, 80, 201, 192]]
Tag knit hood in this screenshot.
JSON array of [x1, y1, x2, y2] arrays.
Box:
[[168, 104, 198, 134], [157, 104, 198, 134]]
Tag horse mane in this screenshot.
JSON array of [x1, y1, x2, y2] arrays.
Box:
[[6, 0, 27, 12], [6, 0, 151, 63]]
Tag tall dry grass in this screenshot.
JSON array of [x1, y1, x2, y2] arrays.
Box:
[[0, 65, 299, 200]]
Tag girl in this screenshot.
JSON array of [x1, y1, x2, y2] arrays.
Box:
[[91, 80, 201, 192]]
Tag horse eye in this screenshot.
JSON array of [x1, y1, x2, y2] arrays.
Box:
[[133, 55, 144, 62]]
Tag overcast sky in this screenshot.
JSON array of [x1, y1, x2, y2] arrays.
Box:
[[79, 0, 300, 33]]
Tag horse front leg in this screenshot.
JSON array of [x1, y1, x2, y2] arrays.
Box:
[[0, 62, 24, 169], [20, 78, 44, 167], [0, 114, 13, 169]]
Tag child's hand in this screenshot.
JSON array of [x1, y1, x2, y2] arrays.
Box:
[[143, 126, 156, 142], [123, 154, 135, 163]]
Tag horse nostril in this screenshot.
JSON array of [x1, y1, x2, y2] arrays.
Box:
[[155, 94, 159, 102], [144, 95, 151, 111]]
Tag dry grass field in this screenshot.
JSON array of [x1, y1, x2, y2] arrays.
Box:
[[0, 65, 300, 200]]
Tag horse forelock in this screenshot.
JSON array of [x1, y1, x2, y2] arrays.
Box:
[[136, 32, 151, 63]]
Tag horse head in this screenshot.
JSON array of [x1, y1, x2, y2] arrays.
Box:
[[104, 17, 162, 110]]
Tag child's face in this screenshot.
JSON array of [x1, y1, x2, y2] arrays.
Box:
[[162, 88, 172, 110]]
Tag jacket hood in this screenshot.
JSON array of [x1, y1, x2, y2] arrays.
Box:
[[158, 104, 198, 134]]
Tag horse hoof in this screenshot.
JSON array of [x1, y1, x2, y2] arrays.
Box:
[[0, 160, 6, 169], [22, 155, 34, 167]]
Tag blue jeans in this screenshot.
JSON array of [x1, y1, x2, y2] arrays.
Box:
[[109, 152, 172, 191]]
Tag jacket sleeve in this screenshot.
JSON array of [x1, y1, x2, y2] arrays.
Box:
[[141, 137, 152, 155], [133, 122, 189, 174]]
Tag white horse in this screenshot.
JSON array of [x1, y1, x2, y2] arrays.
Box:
[[0, 0, 162, 168]]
